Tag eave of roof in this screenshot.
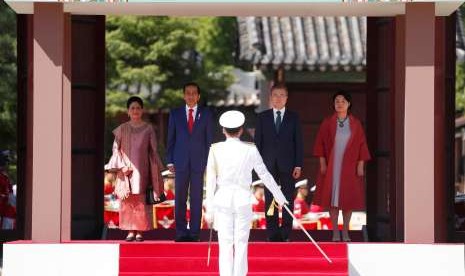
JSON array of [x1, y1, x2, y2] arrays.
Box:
[[5, 1, 463, 17]]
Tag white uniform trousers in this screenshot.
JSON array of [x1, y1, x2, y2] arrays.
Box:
[[214, 204, 253, 276]]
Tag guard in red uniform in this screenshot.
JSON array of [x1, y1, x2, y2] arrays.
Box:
[[0, 151, 15, 229], [103, 171, 119, 227], [251, 180, 266, 229], [293, 179, 310, 220], [161, 169, 175, 201]]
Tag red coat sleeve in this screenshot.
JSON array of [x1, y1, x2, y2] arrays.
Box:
[[313, 118, 328, 158], [356, 120, 371, 162]]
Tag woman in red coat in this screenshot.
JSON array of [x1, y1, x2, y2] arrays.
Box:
[[313, 91, 370, 242]]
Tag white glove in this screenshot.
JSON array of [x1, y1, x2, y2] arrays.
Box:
[[205, 211, 214, 228]]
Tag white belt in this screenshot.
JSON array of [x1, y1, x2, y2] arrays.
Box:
[[217, 184, 250, 192]]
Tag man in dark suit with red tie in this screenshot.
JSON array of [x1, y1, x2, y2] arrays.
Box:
[[167, 82, 214, 242], [254, 84, 304, 242]]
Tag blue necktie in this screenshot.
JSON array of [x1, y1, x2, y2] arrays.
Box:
[[275, 111, 282, 133]]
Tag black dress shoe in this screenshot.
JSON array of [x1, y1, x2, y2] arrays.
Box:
[[189, 235, 200, 242], [282, 233, 290, 242], [267, 234, 283, 242], [175, 236, 189, 242]]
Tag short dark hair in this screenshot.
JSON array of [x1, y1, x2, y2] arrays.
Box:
[[332, 91, 352, 110], [224, 127, 241, 136], [126, 96, 144, 109], [183, 82, 200, 94], [270, 84, 288, 95]]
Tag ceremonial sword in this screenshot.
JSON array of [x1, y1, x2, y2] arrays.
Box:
[[207, 227, 213, 266], [282, 204, 333, 263]]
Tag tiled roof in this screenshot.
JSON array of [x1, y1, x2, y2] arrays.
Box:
[[239, 13, 465, 71], [227, 13, 465, 107], [210, 68, 261, 107]]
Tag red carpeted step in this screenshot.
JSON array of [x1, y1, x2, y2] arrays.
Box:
[[119, 242, 348, 275], [119, 257, 218, 273], [248, 257, 346, 272], [120, 242, 346, 258], [119, 257, 346, 273], [120, 242, 219, 258], [248, 242, 347, 257]]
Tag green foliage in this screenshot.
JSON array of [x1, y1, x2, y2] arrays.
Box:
[[196, 17, 237, 68], [0, 1, 17, 149], [457, 63, 465, 113], [105, 16, 236, 113], [0, 1, 17, 181]]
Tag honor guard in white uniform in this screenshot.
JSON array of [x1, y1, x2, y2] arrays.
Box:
[[205, 110, 288, 276]]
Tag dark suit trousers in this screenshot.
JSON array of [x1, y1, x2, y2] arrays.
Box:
[[175, 169, 204, 238], [264, 163, 295, 241]]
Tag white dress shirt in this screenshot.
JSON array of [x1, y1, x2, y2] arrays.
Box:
[[185, 105, 198, 122], [273, 107, 285, 124]]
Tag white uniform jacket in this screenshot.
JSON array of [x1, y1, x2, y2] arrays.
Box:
[[205, 138, 286, 221]]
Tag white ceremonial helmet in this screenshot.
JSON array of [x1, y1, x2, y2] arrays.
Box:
[[295, 179, 308, 189], [219, 110, 245, 128], [252, 180, 264, 187], [161, 169, 174, 178], [310, 184, 316, 192]]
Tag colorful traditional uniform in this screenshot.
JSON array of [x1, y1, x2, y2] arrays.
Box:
[[0, 172, 15, 229], [251, 195, 266, 229], [293, 197, 310, 220]]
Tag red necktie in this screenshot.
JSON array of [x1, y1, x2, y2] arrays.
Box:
[[188, 108, 194, 133]]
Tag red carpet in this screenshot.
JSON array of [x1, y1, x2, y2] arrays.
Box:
[[119, 242, 348, 276]]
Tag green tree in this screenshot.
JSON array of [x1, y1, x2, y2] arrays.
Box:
[[0, 0, 17, 181], [196, 17, 237, 70], [105, 16, 235, 115], [457, 62, 465, 113], [0, 0, 17, 150]]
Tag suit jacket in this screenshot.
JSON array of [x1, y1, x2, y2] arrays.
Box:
[[166, 106, 214, 172], [254, 109, 303, 173]]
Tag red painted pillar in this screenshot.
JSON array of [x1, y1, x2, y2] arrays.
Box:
[[30, 2, 71, 242]]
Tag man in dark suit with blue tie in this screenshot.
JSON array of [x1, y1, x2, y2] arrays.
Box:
[[167, 82, 214, 242], [254, 84, 304, 242]]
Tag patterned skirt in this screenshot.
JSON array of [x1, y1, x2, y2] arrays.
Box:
[[119, 194, 153, 231]]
